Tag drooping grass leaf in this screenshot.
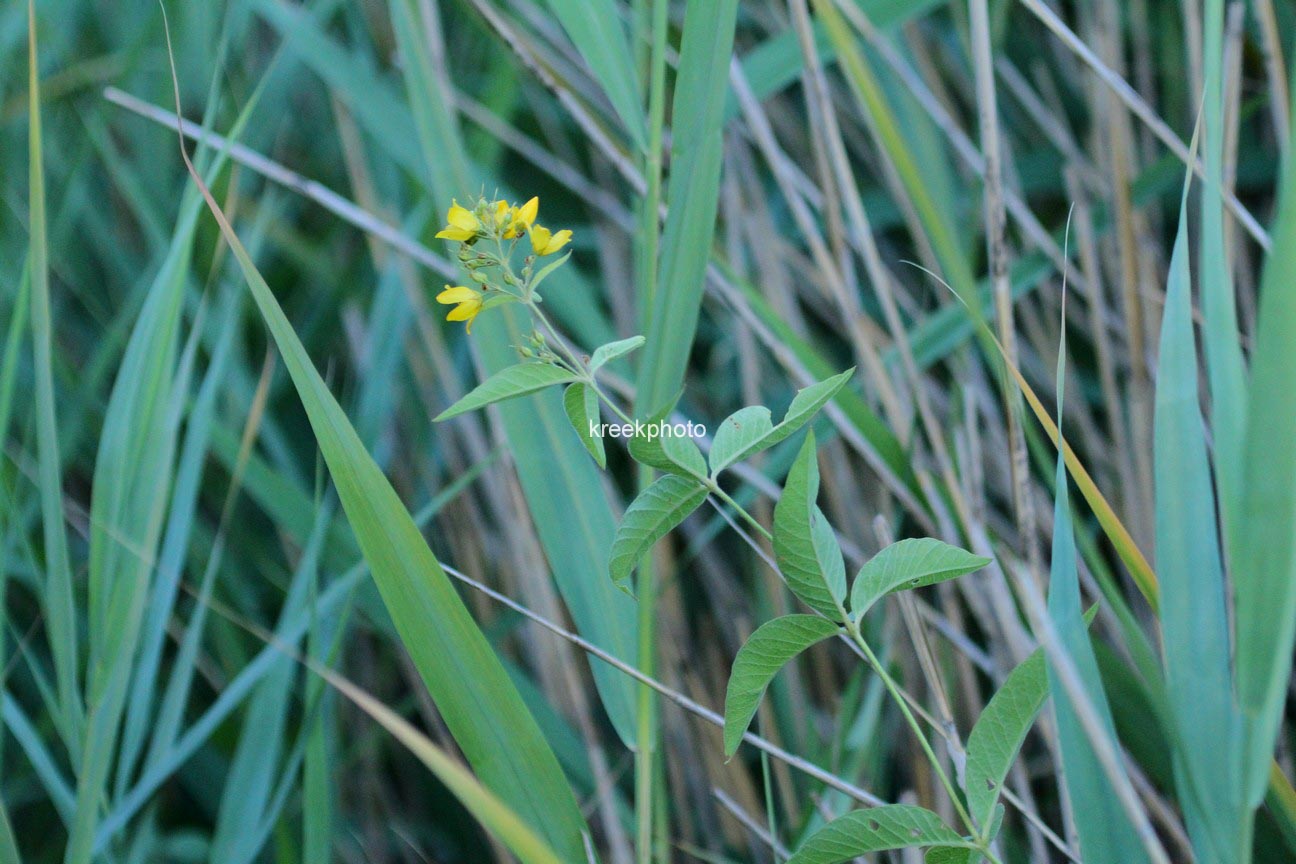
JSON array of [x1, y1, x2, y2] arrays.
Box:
[[785, 805, 966, 864], [723, 614, 840, 756], [848, 539, 990, 619], [609, 474, 708, 592], [174, 125, 593, 861], [773, 432, 846, 619], [316, 665, 565, 864], [562, 382, 606, 468], [434, 363, 579, 421]]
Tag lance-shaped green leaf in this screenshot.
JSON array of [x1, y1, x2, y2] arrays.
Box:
[[434, 363, 578, 421], [849, 539, 990, 619], [1234, 97, 1296, 805], [179, 151, 593, 861], [709, 406, 774, 475], [964, 652, 1047, 833], [723, 615, 840, 756], [609, 475, 708, 591], [709, 368, 855, 475], [773, 432, 846, 618], [1155, 163, 1243, 855], [785, 805, 967, 864], [589, 335, 646, 373], [925, 848, 978, 864], [627, 405, 708, 478], [562, 383, 605, 468]]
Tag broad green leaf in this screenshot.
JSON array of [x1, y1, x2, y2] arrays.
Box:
[[609, 475, 708, 592], [562, 383, 605, 468], [544, 0, 646, 151], [849, 539, 990, 619], [709, 368, 855, 475], [181, 153, 592, 860], [319, 666, 565, 864], [709, 406, 775, 475], [964, 652, 1046, 833], [434, 363, 578, 421], [1046, 310, 1147, 864], [925, 848, 977, 864], [589, 334, 645, 373], [723, 615, 840, 756], [634, 0, 740, 415], [1234, 97, 1296, 805], [773, 431, 846, 618], [1154, 165, 1243, 856], [785, 805, 966, 864]]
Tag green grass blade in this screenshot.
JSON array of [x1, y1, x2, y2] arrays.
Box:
[[315, 664, 566, 864], [722, 614, 839, 757], [544, 0, 647, 150], [173, 112, 592, 861], [0, 798, 18, 864], [1045, 312, 1147, 864], [635, 0, 739, 415], [26, 0, 82, 745], [1154, 171, 1242, 861], [1234, 105, 1296, 805]]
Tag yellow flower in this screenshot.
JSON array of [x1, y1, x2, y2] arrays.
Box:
[[436, 284, 484, 332], [435, 201, 481, 242], [503, 196, 539, 239], [491, 199, 510, 229], [529, 224, 572, 256]]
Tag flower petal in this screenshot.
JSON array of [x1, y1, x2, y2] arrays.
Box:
[[437, 285, 479, 305], [516, 196, 538, 228], [445, 201, 480, 232]]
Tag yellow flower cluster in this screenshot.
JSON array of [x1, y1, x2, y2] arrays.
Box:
[[434, 196, 572, 256], [433, 195, 573, 332]]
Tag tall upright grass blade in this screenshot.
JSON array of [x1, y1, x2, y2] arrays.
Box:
[[1234, 105, 1296, 806], [544, 0, 647, 151], [389, 0, 642, 746], [166, 40, 592, 857], [1045, 308, 1148, 864], [26, 0, 82, 746], [1153, 162, 1242, 862], [635, 0, 740, 415], [1198, 0, 1248, 540]]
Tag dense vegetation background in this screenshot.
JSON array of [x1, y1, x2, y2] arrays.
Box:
[[3, 0, 1296, 861]]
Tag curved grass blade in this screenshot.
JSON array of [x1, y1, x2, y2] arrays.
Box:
[[723, 615, 840, 757], [167, 63, 592, 860], [544, 0, 647, 150]]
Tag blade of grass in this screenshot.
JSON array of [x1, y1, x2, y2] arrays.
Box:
[[544, 0, 647, 150], [162, 25, 593, 859], [1153, 161, 1243, 863], [26, 0, 82, 749]]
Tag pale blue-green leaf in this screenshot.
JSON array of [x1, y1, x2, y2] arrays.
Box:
[[627, 407, 707, 478], [562, 382, 606, 468], [785, 805, 966, 864], [849, 539, 990, 619], [711, 369, 856, 474], [1154, 171, 1243, 855], [609, 475, 708, 591], [434, 363, 578, 421], [723, 615, 840, 756]]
